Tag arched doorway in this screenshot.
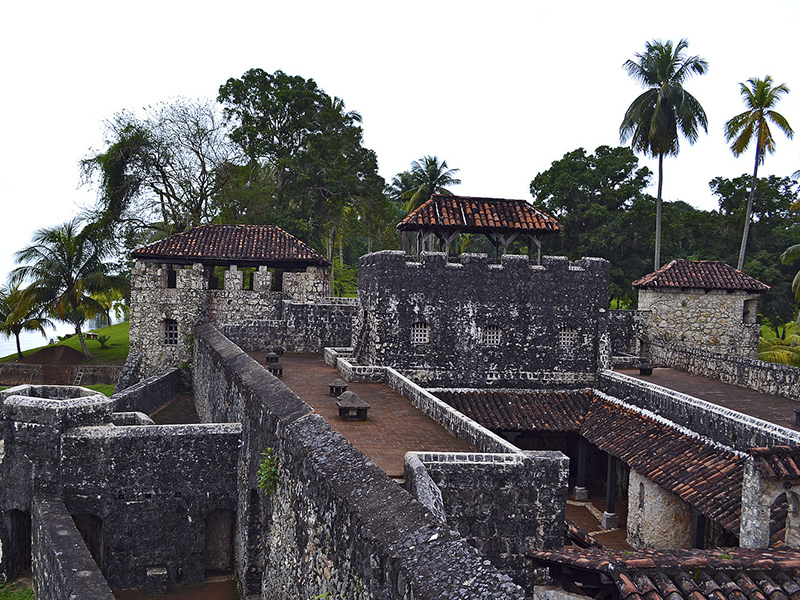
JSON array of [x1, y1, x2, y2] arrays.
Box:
[[205, 509, 235, 574]]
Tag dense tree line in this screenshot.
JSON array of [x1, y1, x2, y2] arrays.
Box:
[[529, 145, 800, 330]]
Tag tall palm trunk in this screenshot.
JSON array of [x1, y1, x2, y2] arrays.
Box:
[[14, 331, 23, 360], [654, 154, 664, 271], [737, 146, 761, 271]]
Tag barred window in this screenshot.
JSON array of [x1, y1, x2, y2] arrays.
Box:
[[558, 327, 578, 354], [482, 326, 502, 346], [410, 322, 430, 345], [164, 319, 178, 345]]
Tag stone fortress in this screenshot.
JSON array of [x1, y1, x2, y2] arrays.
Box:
[[3, 198, 800, 599]]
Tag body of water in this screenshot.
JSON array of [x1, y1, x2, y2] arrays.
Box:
[[0, 317, 118, 359]]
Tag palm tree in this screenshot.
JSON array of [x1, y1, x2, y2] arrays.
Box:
[[0, 282, 53, 360], [12, 219, 124, 359], [725, 76, 794, 270], [620, 39, 708, 271], [401, 156, 461, 213]]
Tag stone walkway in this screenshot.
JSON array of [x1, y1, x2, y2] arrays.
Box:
[[112, 575, 237, 600], [616, 368, 800, 432], [250, 352, 472, 478]]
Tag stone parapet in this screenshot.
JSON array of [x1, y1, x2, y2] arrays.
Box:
[[192, 323, 526, 600], [646, 340, 800, 401], [355, 251, 610, 388]]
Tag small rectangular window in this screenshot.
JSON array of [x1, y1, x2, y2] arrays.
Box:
[[411, 322, 430, 345], [482, 326, 502, 346], [166, 268, 177, 288], [558, 327, 578, 355], [165, 319, 178, 345]]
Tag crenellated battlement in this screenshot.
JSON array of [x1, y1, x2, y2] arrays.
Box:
[[355, 250, 611, 388]]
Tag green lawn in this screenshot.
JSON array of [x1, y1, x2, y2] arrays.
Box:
[[0, 321, 130, 364]]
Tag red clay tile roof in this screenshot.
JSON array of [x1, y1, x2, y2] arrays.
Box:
[[632, 259, 769, 292], [434, 390, 591, 431], [130, 224, 329, 268], [530, 547, 800, 600], [750, 447, 800, 481], [436, 390, 745, 533], [581, 398, 745, 534], [396, 195, 562, 235]]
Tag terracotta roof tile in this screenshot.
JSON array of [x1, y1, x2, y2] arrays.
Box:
[[531, 549, 800, 600], [632, 259, 769, 293], [438, 389, 745, 534], [751, 447, 800, 481], [435, 389, 591, 431], [130, 224, 329, 267], [396, 195, 562, 235]]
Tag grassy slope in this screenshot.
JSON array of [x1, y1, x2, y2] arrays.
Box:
[[0, 321, 130, 365]]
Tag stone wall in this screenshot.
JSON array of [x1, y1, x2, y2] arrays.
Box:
[[608, 309, 648, 357], [192, 323, 527, 600], [123, 260, 349, 386], [60, 423, 240, 590], [0, 363, 123, 386], [32, 494, 115, 600], [597, 371, 800, 453], [638, 288, 761, 359], [221, 300, 357, 353], [646, 340, 800, 401], [626, 469, 692, 549], [112, 367, 182, 413], [354, 251, 610, 388], [404, 451, 568, 589], [283, 266, 331, 302]]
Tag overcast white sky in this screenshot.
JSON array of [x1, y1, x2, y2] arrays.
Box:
[[1, 0, 798, 282]]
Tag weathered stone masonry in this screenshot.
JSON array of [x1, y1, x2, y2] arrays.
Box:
[[192, 322, 530, 599], [354, 251, 611, 388]]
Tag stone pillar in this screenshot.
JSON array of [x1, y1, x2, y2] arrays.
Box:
[[223, 265, 244, 290], [573, 437, 588, 500], [601, 455, 618, 529], [253, 265, 272, 292]]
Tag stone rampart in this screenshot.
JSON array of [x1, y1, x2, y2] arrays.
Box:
[[60, 423, 240, 590], [404, 451, 568, 589], [192, 323, 526, 600], [32, 494, 115, 600], [354, 251, 610, 388], [0, 363, 123, 386], [221, 300, 356, 353], [598, 370, 800, 453], [112, 367, 182, 413], [647, 340, 800, 401], [608, 309, 648, 357]]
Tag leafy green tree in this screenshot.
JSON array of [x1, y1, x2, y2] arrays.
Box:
[[724, 76, 794, 270], [620, 38, 708, 271], [0, 282, 53, 360], [12, 219, 125, 359], [217, 69, 387, 259], [81, 97, 239, 240], [530, 146, 655, 304]]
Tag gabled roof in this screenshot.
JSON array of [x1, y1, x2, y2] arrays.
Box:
[[396, 195, 561, 235], [130, 224, 329, 268], [632, 259, 769, 293], [436, 389, 744, 533]]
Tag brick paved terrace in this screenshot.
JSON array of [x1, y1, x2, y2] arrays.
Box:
[[249, 352, 472, 478]]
